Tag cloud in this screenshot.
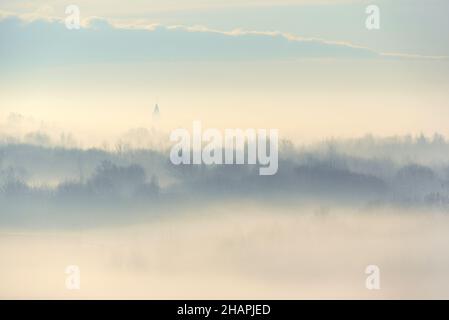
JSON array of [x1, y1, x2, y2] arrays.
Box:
[[0, 13, 446, 68]]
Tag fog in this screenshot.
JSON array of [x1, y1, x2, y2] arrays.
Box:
[[2, 134, 449, 298], [3, 133, 449, 229], [1, 204, 449, 299]]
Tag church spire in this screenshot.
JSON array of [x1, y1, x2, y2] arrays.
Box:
[[153, 103, 160, 119]]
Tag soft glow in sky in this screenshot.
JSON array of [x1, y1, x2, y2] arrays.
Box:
[[1, 0, 448, 146]]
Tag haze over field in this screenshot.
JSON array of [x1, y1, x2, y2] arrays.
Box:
[[2, 134, 449, 298], [1, 0, 449, 299], [2, 207, 449, 299]]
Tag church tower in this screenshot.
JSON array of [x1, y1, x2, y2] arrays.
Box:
[[153, 103, 160, 120]]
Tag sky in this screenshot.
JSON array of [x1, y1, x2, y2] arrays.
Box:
[[1, 0, 449, 146]]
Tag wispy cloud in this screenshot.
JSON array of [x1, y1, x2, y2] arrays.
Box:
[[0, 12, 447, 68]]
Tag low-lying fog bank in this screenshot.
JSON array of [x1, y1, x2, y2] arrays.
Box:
[[1, 204, 449, 299]]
